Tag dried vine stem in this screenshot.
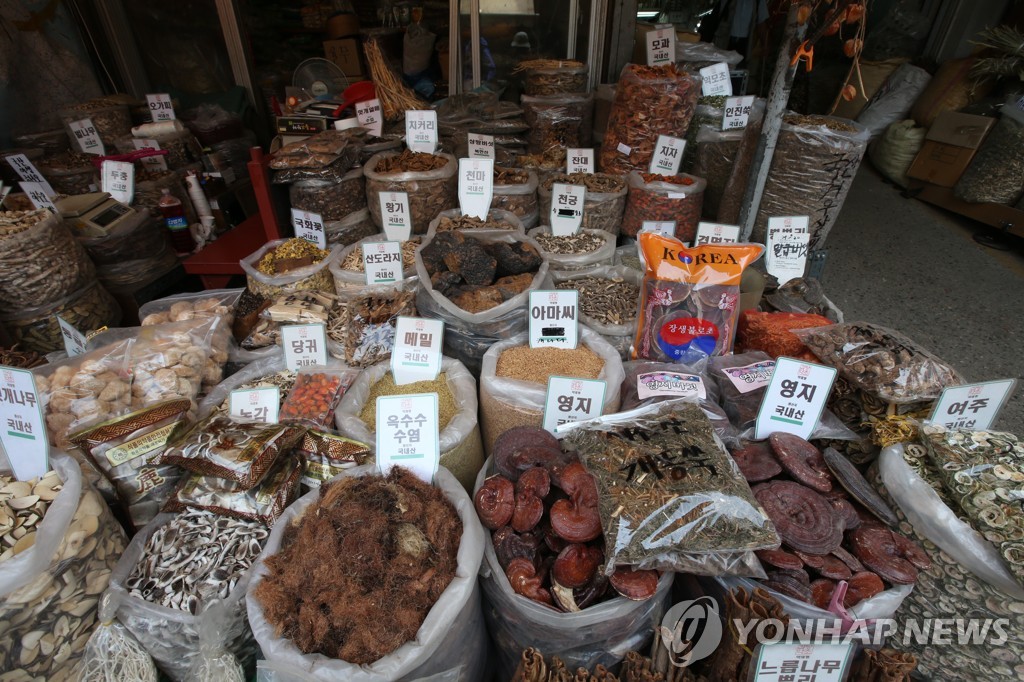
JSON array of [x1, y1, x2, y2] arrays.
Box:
[[363, 38, 429, 121]]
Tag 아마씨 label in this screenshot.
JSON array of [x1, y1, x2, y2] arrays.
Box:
[[101, 160, 135, 204], [648, 135, 686, 175], [146, 93, 175, 121], [765, 216, 810, 285], [69, 118, 105, 155], [356, 98, 383, 136], [375, 393, 440, 483], [694, 222, 739, 246], [543, 377, 606, 433], [645, 27, 675, 67], [549, 182, 586, 236], [0, 366, 48, 479], [722, 95, 756, 130], [468, 132, 495, 159], [929, 379, 1017, 432], [405, 110, 438, 153], [380, 191, 412, 242], [566, 148, 594, 174], [291, 208, 327, 249], [722, 360, 775, 394], [528, 290, 579, 350], [755, 357, 837, 440], [362, 241, 403, 285], [282, 324, 328, 370], [458, 158, 494, 220], [700, 62, 733, 97], [636, 371, 706, 400], [229, 387, 280, 424], [391, 317, 444, 385]]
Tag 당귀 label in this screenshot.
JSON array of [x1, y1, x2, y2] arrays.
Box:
[[282, 324, 328, 370]]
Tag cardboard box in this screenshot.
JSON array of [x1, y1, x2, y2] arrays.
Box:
[[324, 38, 363, 77], [908, 180, 1024, 238], [906, 112, 995, 187]]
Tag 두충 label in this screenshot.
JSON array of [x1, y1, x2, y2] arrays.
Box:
[[722, 360, 776, 394], [637, 372, 707, 400]]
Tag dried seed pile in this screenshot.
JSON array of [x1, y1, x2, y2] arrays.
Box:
[[254, 469, 461, 664], [359, 373, 457, 432], [496, 345, 604, 384], [555, 277, 639, 325], [126, 509, 268, 614], [0, 471, 62, 562], [535, 231, 605, 255]]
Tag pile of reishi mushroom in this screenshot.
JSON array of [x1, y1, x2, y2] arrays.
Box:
[[731, 432, 931, 610], [475, 426, 659, 611]]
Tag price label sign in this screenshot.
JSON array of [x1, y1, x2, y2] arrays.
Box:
[[69, 118, 105, 155], [645, 28, 676, 67], [291, 208, 327, 249], [753, 642, 851, 682], [362, 240, 403, 285], [529, 290, 579, 349], [0, 366, 49, 480], [467, 132, 495, 159], [380, 191, 412, 242], [641, 220, 677, 238], [721, 359, 775, 394], [543, 377, 606, 433], [566, 148, 594, 174], [549, 182, 586, 236], [391, 317, 445, 385], [376, 393, 440, 483], [722, 95, 756, 130], [4, 154, 54, 196], [699, 62, 733, 97], [694, 222, 740, 245], [281, 324, 328, 370], [636, 371, 706, 401], [405, 110, 438, 153], [356, 98, 383, 136], [458, 158, 494, 220], [755, 357, 837, 440], [132, 139, 168, 171], [19, 182, 56, 212], [56, 315, 87, 357], [648, 135, 686, 175], [101, 160, 135, 204], [765, 216, 810, 285], [146, 93, 175, 121], [929, 379, 1017, 431], [229, 387, 280, 424]]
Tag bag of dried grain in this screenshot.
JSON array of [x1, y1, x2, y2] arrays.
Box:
[[335, 357, 484, 492], [246, 465, 487, 682], [478, 327, 624, 453]]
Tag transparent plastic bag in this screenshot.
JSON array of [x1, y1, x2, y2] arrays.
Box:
[[426, 208, 524, 237], [241, 239, 342, 298], [340, 286, 417, 367], [526, 226, 616, 271], [289, 169, 367, 222], [77, 594, 160, 682], [551, 265, 642, 357], [792, 322, 963, 403], [868, 120, 926, 188], [332, 234, 421, 292], [675, 41, 743, 67], [325, 208, 379, 247], [537, 172, 628, 237], [0, 451, 127, 681], [521, 93, 594, 154], [335, 357, 485, 492], [491, 168, 539, 219], [245, 465, 487, 682], [520, 61, 588, 96], [478, 327, 624, 452], [279, 366, 358, 428], [954, 97, 1024, 205], [364, 151, 459, 235], [621, 171, 706, 241], [185, 603, 246, 682], [198, 354, 294, 419]]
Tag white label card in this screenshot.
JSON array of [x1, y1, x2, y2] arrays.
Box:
[[356, 98, 383, 137], [132, 139, 168, 171], [375, 393, 440, 483], [380, 191, 412, 242], [700, 62, 733, 97], [636, 371, 707, 401], [641, 220, 677, 238], [458, 158, 494, 220], [362, 241, 403, 285], [4, 154, 54, 196], [543, 377, 606, 433], [645, 28, 676, 67], [467, 133, 495, 159], [694, 222, 740, 245], [529, 290, 579, 350], [19, 182, 56, 212], [722, 359, 776, 394], [101, 160, 134, 204], [146, 93, 175, 121], [69, 118, 105, 155], [0, 184, 10, 207], [566, 148, 594, 174], [549, 183, 586, 236], [229, 387, 280, 424], [391, 317, 445, 385], [405, 110, 438, 153], [648, 135, 686, 175], [281, 324, 328, 370], [765, 216, 810, 285], [753, 642, 852, 682], [0, 366, 49, 480], [755, 357, 837, 440], [56, 316, 87, 357], [291, 208, 327, 249], [723, 95, 756, 130], [929, 379, 1017, 432]]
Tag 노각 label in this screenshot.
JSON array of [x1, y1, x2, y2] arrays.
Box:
[[229, 387, 280, 424]]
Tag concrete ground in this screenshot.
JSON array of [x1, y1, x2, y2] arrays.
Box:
[[823, 167, 1024, 435]]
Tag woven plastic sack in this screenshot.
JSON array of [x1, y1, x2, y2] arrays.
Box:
[[364, 151, 458, 235], [868, 120, 926, 188], [537, 173, 628, 237], [241, 240, 342, 298], [954, 97, 1024, 205], [474, 459, 673, 679], [856, 63, 932, 138], [246, 465, 487, 682], [0, 207, 94, 309], [0, 279, 121, 354], [526, 226, 616, 271], [478, 327, 624, 452], [621, 171, 706, 241], [335, 357, 484, 492]]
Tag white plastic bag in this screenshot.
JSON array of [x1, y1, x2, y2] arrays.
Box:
[[331, 233, 420, 293], [526, 226, 617, 271], [491, 168, 539, 221], [334, 357, 485, 492], [537, 173, 628, 237], [324, 208, 379, 247], [364, 151, 459, 235], [77, 594, 159, 682], [241, 240, 342, 298], [245, 465, 487, 682]]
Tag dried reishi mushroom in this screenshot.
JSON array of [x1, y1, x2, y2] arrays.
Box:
[[609, 567, 659, 600], [575, 573, 610, 609], [811, 578, 837, 610], [754, 480, 843, 555], [832, 547, 865, 573], [770, 567, 810, 586], [763, 573, 812, 602], [769, 433, 834, 493], [827, 496, 861, 531], [552, 544, 603, 589], [849, 526, 928, 585], [506, 557, 553, 605], [474, 475, 515, 529], [511, 492, 544, 533], [550, 463, 602, 543], [517, 467, 551, 499], [493, 427, 561, 480], [844, 571, 885, 608], [823, 447, 899, 527], [756, 548, 804, 572], [731, 441, 782, 482], [493, 526, 541, 569]]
